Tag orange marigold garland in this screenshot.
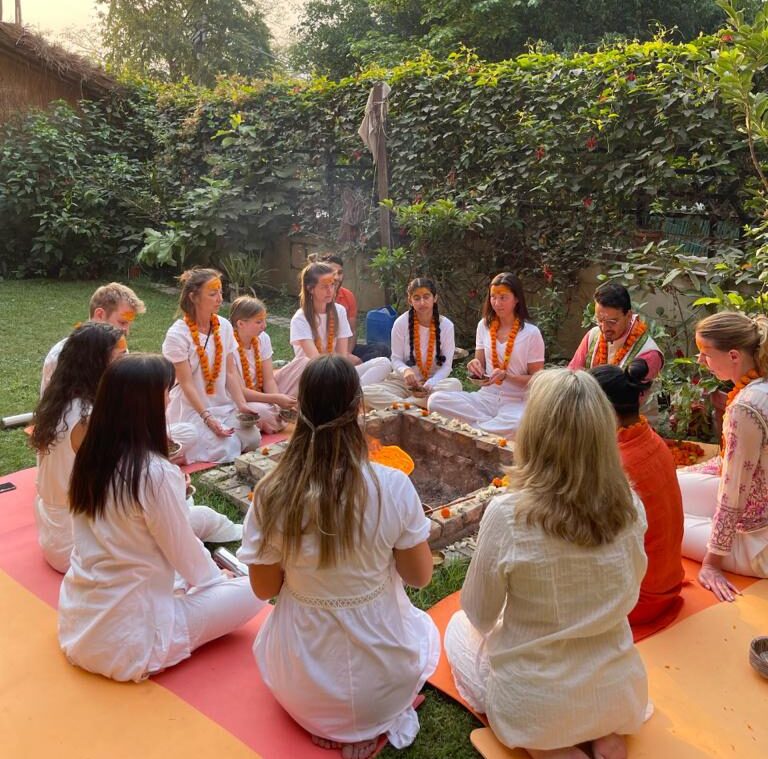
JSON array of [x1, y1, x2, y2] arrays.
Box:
[[664, 439, 705, 467], [314, 311, 335, 354], [185, 314, 222, 395], [413, 318, 436, 380], [236, 333, 263, 391], [593, 319, 647, 367], [489, 318, 521, 380], [720, 369, 761, 456]]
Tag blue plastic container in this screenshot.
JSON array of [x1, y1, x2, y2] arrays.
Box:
[[365, 305, 398, 348]]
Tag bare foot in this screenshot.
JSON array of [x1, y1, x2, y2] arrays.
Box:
[[310, 734, 343, 750], [341, 738, 380, 759], [527, 746, 591, 759], [592, 733, 627, 759]]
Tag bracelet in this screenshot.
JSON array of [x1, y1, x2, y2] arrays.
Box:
[[200, 409, 212, 420]]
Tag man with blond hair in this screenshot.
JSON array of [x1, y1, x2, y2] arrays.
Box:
[[40, 282, 146, 395]]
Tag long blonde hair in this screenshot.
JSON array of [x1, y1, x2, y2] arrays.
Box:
[[696, 311, 768, 377], [254, 355, 379, 568], [299, 261, 337, 346], [229, 295, 266, 329], [507, 368, 636, 547]]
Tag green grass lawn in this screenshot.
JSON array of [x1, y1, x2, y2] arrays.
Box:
[[0, 278, 479, 757]]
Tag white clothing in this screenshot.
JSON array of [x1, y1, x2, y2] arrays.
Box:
[[163, 317, 259, 463], [238, 463, 440, 747], [40, 337, 67, 396], [290, 305, 391, 387], [58, 455, 263, 682], [444, 493, 648, 750], [428, 320, 545, 437], [34, 398, 88, 572], [233, 331, 284, 434], [364, 374, 462, 410], [390, 312, 456, 387], [290, 304, 353, 358]]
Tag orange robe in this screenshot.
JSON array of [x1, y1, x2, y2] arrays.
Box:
[[618, 421, 685, 632]]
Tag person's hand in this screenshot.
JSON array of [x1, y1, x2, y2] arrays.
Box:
[[488, 367, 507, 386], [275, 394, 297, 409], [403, 370, 420, 389], [467, 358, 485, 378], [204, 415, 234, 438], [699, 562, 741, 602], [184, 472, 192, 490]]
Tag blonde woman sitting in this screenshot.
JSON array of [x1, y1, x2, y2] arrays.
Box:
[[445, 368, 648, 759]]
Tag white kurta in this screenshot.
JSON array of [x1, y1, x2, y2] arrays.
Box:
[[290, 306, 392, 386], [34, 398, 88, 572], [428, 320, 545, 437], [238, 463, 440, 747], [445, 492, 648, 750], [233, 331, 284, 433], [163, 317, 256, 463], [365, 313, 462, 410], [58, 455, 262, 682]]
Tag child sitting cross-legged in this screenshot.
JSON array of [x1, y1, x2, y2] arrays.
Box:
[[445, 368, 649, 759], [238, 355, 439, 759]]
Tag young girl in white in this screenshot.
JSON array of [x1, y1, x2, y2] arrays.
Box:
[[364, 277, 462, 410], [162, 268, 261, 463], [445, 369, 649, 759], [229, 296, 301, 434], [678, 311, 768, 601], [289, 261, 391, 388], [59, 354, 263, 682], [428, 272, 545, 437], [238, 355, 439, 759], [31, 322, 126, 572]]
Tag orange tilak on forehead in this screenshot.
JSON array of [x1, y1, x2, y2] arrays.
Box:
[[490, 285, 513, 297], [318, 274, 336, 287], [411, 288, 433, 300], [206, 277, 222, 292], [119, 310, 136, 322]]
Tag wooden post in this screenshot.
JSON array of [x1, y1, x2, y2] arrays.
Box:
[[15, 0, 21, 26], [372, 81, 391, 252]]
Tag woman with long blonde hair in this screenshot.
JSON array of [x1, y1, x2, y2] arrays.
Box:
[[238, 355, 439, 759], [678, 311, 768, 600], [445, 368, 648, 759], [289, 261, 392, 389]]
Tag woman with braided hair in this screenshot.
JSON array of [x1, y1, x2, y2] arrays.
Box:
[[677, 311, 768, 600], [364, 277, 462, 409], [428, 272, 545, 438], [238, 355, 439, 759]]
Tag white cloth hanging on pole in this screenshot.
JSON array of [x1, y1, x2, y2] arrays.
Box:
[[358, 82, 391, 164]]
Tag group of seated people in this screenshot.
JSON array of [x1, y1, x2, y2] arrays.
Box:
[[28, 262, 768, 759]]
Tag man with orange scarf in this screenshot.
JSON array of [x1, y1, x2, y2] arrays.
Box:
[[592, 359, 685, 632]]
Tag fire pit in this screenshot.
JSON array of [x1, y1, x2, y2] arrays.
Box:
[[207, 407, 514, 549]]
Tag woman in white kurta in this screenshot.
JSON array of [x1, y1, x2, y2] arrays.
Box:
[[58, 354, 263, 682], [290, 261, 391, 387], [365, 278, 462, 410], [238, 355, 439, 759], [429, 273, 545, 437], [229, 296, 302, 433], [162, 268, 261, 464], [677, 312, 768, 601], [31, 322, 126, 572], [445, 369, 648, 758]]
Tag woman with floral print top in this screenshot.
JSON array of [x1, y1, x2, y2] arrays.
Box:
[[677, 312, 768, 602]]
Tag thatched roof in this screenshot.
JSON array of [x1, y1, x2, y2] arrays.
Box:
[[0, 22, 117, 97]]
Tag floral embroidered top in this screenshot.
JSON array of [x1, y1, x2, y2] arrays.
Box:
[[686, 379, 768, 554]]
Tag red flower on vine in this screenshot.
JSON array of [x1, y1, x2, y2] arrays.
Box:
[[692, 376, 700, 385], [413, 193, 423, 203], [585, 136, 598, 151], [721, 32, 734, 43], [535, 145, 546, 161], [290, 223, 301, 234], [675, 349, 685, 358], [352, 150, 362, 161], [468, 288, 478, 298], [542, 265, 554, 283], [582, 197, 594, 209], [626, 71, 637, 82]]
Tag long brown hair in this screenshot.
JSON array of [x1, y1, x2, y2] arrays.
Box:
[[254, 355, 379, 568], [696, 311, 768, 377], [177, 267, 222, 318], [32, 322, 123, 453], [507, 368, 636, 547], [298, 261, 337, 346], [482, 272, 530, 327], [69, 354, 175, 519]]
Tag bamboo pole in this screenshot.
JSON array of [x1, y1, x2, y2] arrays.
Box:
[[15, 0, 21, 26]]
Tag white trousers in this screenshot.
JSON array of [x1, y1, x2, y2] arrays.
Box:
[[428, 386, 526, 437], [150, 577, 264, 674], [356, 357, 393, 386], [169, 407, 261, 464], [677, 470, 768, 577], [363, 373, 462, 410], [444, 610, 490, 714]]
